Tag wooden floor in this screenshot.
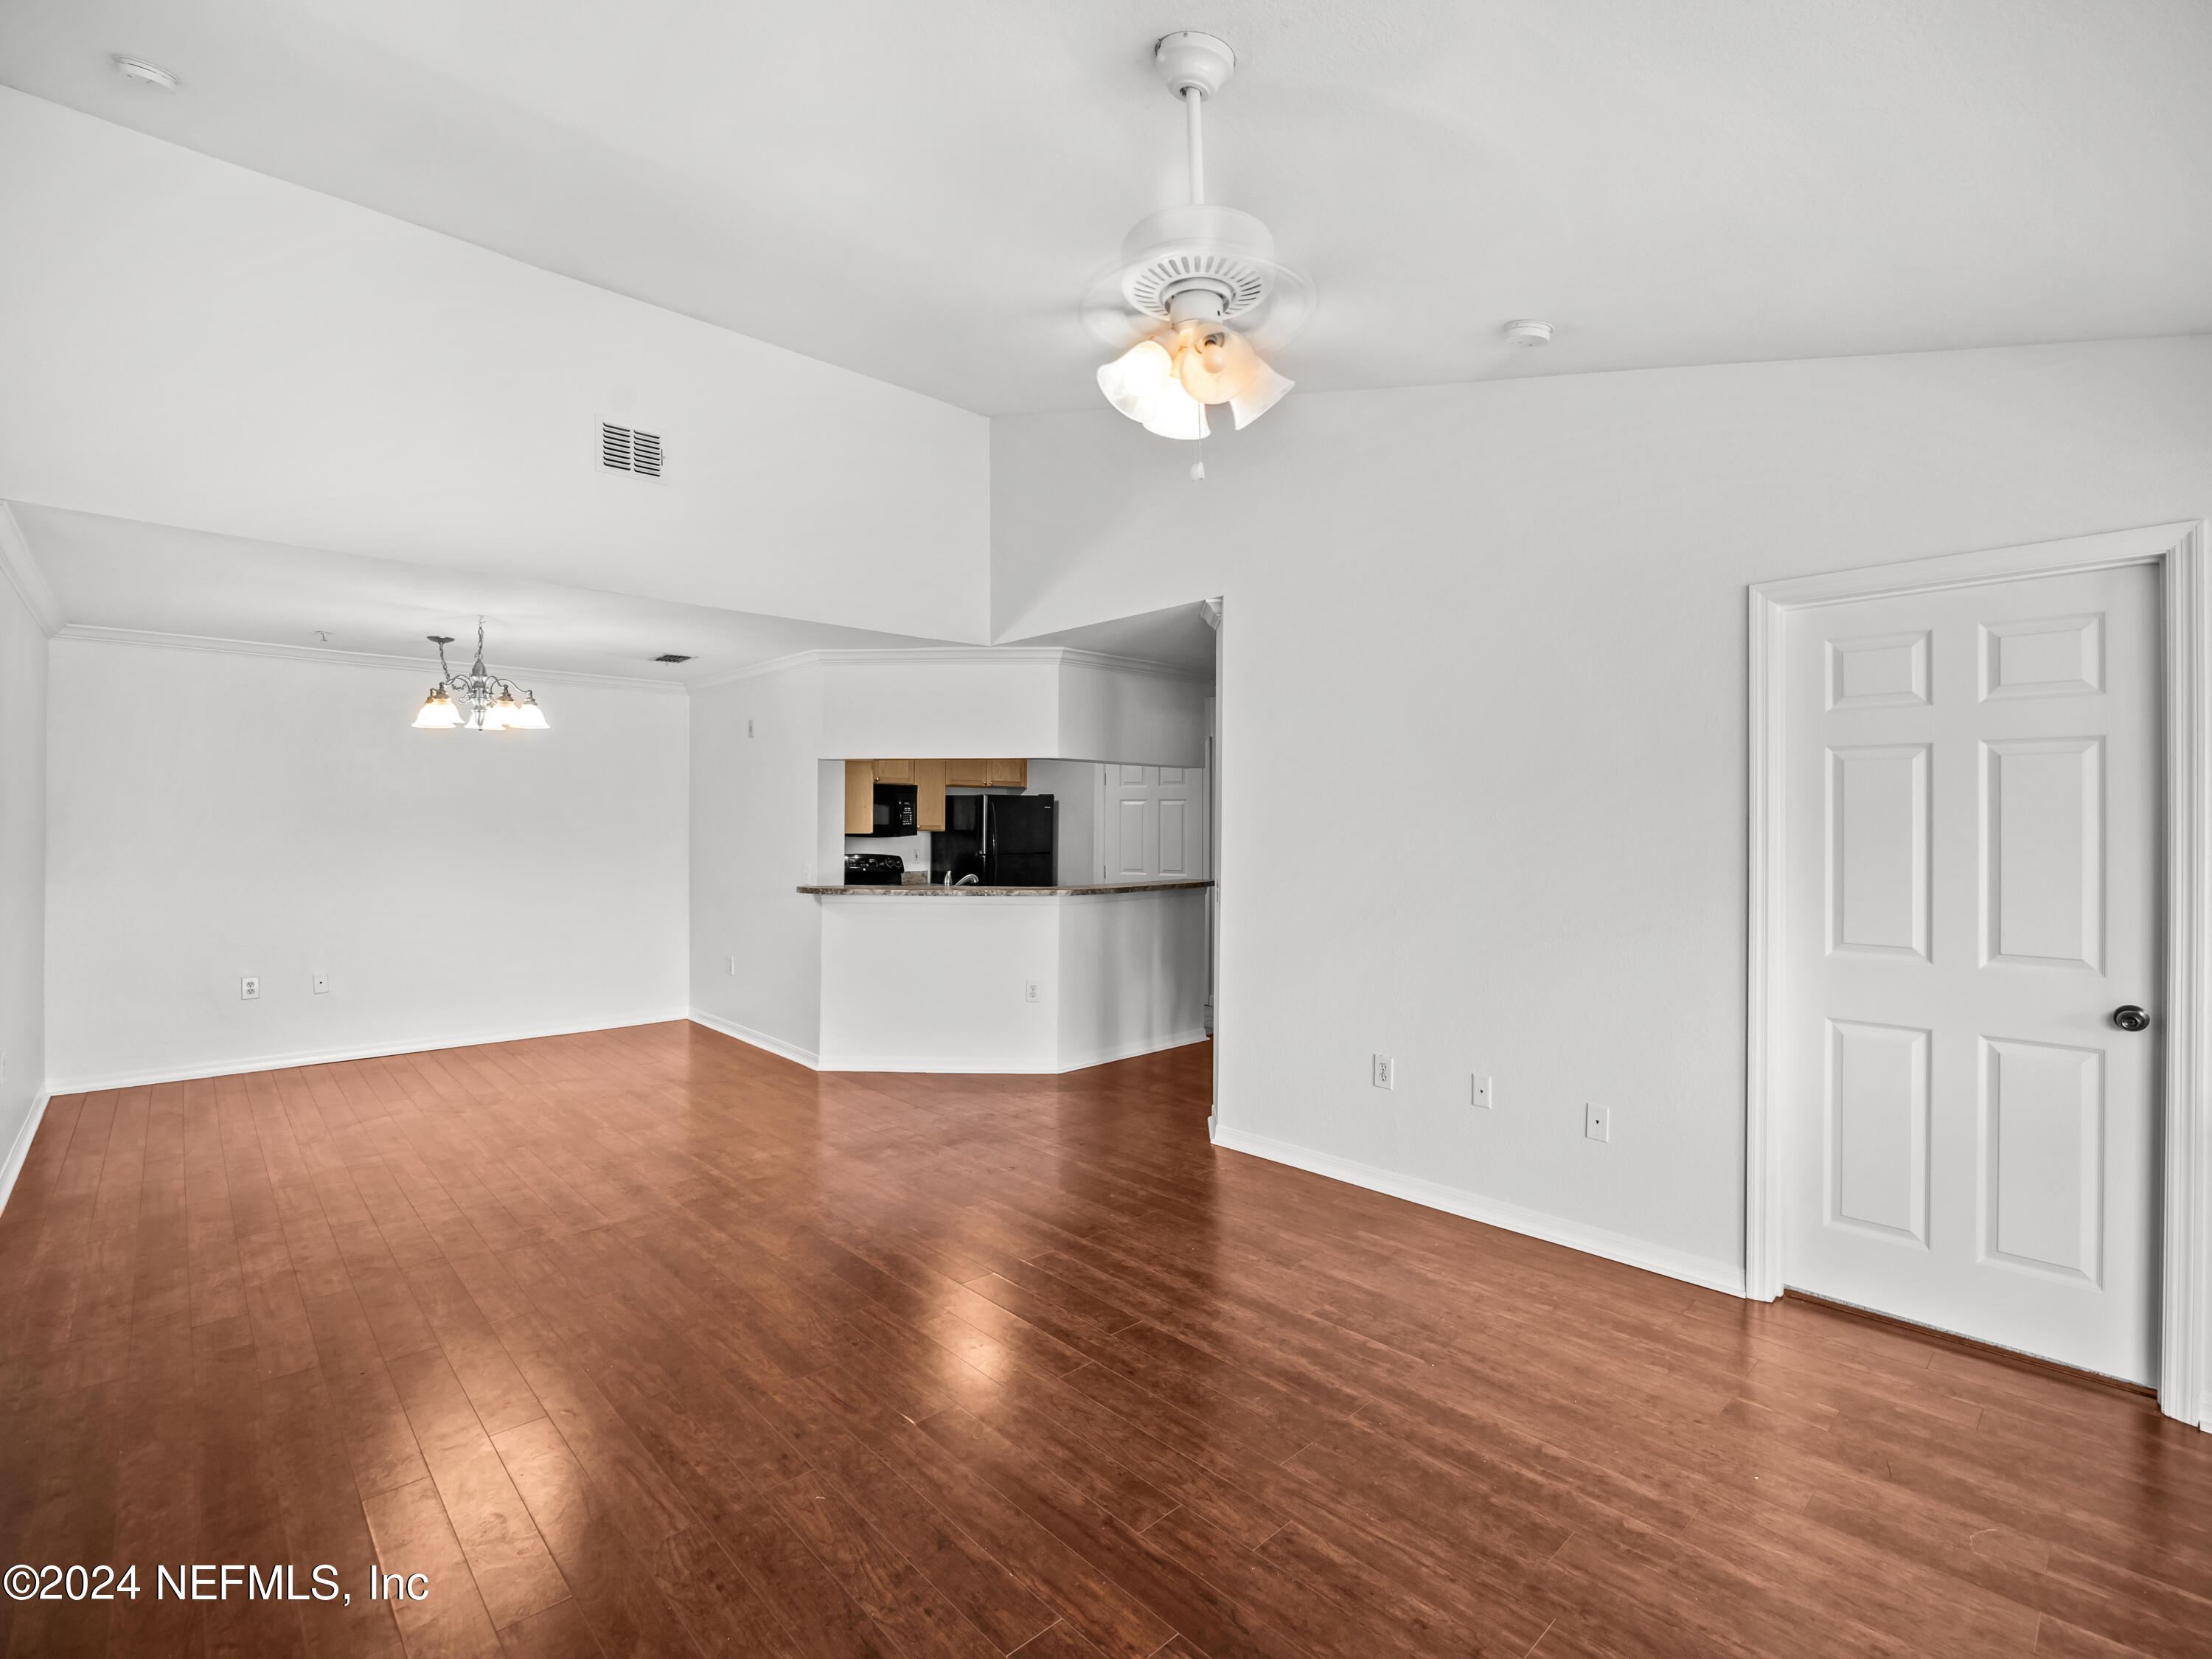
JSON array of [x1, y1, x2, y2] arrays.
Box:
[[4, 1026, 2210, 1659]]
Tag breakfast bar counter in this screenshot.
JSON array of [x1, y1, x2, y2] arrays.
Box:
[[799, 878, 1208, 897]]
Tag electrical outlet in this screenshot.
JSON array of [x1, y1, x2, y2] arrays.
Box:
[[240, 975, 260, 1001], [1372, 1054, 1395, 1090], [1585, 1103, 1611, 1142], [726, 955, 737, 975], [747, 718, 755, 738], [1471, 1073, 1493, 1109], [312, 972, 329, 995], [1024, 980, 1041, 1004]]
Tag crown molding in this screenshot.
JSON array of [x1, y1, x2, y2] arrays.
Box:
[[686, 648, 826, 690], [689, 644, 1210, 692], [51, 625, 688, 694], [0, 504, 65, 636], [1054, 646, 1214, 684]]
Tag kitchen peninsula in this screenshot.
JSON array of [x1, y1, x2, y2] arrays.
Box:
[[686, 642, 1216, 1076], [801, 873, 1210, 1073]]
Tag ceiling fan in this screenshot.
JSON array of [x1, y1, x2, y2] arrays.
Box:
[[1084, 32, 1314, 440]]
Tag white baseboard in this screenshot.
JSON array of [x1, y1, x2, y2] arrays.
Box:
[[815, 1029, 1210, 1076], [686, 1010, 821, 1069], [0, 1092, 52, 1217], [1208, 1123, 1747, 1298], [43, 1009, 693, 1095], [1059, 1029, 1211, 1073], [815, 1050, 1055, 1074]]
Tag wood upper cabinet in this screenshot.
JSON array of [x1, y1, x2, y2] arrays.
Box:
[[914, 759, 947, 832], [843, 760, 874, 835], [845, 759, 1026, 837]]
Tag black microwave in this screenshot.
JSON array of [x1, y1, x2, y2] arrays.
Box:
[[869, 782, 918, 836]]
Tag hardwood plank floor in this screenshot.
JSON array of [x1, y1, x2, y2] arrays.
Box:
[[3, 1023, 2209, 1659]]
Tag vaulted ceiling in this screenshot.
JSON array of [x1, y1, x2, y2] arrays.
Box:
[[7, 0, 2209, 419]]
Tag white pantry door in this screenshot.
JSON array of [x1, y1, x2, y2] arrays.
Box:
[[1781, 563, 2161, 1384], [1098, 765, 1208, 883]]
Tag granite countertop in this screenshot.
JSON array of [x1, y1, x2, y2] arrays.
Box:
[[799, 879, 1212, 897]]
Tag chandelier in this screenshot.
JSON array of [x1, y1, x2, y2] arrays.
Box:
[[410, 620, 549, 731]]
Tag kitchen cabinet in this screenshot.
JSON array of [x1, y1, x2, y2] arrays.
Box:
[[915, 759, 947, 831], [844, 760, 874, 834], [846, 759, 1028, 838]]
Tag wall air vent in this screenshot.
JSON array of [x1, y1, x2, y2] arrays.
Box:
[[601, 422, 663, 479], [654, 653, 692, 664]]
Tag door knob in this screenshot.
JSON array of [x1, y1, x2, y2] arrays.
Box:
[[2112, 1005, 2151, 1033]]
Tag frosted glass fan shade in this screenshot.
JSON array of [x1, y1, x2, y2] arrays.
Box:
[[1172, 324, 1294, 429], [1096, 338, 1211, 440], [1228, 352, 1294, 429], [1172, 324, 1256, 403], [1097, 338, 1172, 418]]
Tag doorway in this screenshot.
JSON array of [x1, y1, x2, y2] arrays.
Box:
[[1747, 524, 2211, 1422]]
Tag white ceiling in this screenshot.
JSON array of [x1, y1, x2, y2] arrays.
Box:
[[4, 0, 2206, 419], [1002, 602, 1217, 679], [10, 503, 962, 681], [12, 503, 1222, 681]]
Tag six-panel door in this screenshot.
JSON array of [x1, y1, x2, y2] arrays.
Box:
[[1781, 564, 2160, 1384]]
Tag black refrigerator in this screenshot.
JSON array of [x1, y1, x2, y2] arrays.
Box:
[[934, 794, 1057, 887]]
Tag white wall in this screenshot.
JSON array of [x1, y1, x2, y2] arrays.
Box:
[[991, 335, 2212, 1287], [0, 88, 990, 641], [1057, 889, 1208, 1068], [1056, 658, 1208, 767], [819, 897, 1060, 1073], [46, 639, 689, 1089], [816, 889, 1207, 1072], [1024, 759, 1096, 885], [815, 650, 1207, 765], [0, 558, 48, 1202], [687, 663, 831, 1064]]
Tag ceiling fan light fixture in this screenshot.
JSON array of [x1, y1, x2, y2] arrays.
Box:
[[1084, 32, 1312, 437]]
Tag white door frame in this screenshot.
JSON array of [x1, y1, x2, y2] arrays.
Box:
[[1746, 521, 2211, 1428]]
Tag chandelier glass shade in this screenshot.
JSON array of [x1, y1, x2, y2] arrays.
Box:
[[411, 622, 548, 732]]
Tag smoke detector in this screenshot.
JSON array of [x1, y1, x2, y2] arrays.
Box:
[[1503, 319, 1554, 347], [113, 56, 178, 90]]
